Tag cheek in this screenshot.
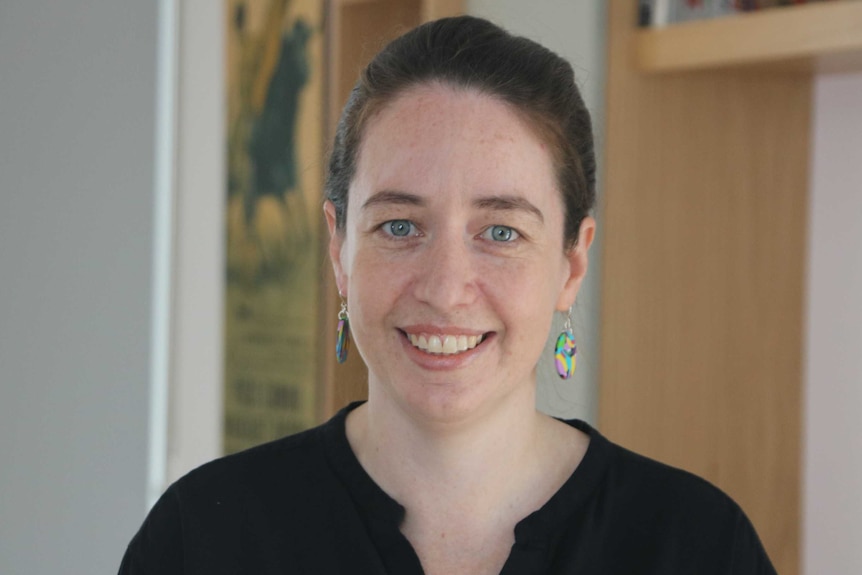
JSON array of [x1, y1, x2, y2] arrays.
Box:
[[482, 250, 567, 293], [346, 249, 410, 323], [478, 256, 565, 321]]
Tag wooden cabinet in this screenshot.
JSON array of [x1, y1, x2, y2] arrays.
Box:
[[319, 0, 464, 418], [601, 2, 862, 574]]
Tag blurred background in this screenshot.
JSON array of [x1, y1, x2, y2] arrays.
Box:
[[1, 1, 860, 574]]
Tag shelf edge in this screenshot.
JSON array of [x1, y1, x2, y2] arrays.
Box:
[[637, 1, 862, 74]]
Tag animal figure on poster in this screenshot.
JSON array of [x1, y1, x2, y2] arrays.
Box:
[[227, 0, 314, 282]]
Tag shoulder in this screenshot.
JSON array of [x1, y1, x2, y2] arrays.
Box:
[[611, 441, 737, 516], [570, 420, 740, 521], [571, 420, 743, 526], [568, 421, 776, 572], [174, 423, 326, 500], [119, 420, 344, 574]]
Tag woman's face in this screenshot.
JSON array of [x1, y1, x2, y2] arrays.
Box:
[[325, 83, 594, 425]]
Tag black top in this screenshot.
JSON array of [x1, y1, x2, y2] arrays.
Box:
[[119, 402, 777, 574]]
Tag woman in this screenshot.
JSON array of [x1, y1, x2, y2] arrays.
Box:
[[121, 16, 776, 574]]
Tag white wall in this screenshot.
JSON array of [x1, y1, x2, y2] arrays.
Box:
[[0, 1, 160, 573], [466, 0, 607, 422], [164, 0, 226, 489], [803, 71, 862, 575]]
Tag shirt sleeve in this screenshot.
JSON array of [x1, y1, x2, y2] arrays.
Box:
[[729, 510, 778, 575], [118, 485, 185, 575]]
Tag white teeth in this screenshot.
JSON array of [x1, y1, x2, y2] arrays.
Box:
[[457, 335, 468, 352], [407, 332, 486, 355], [442, 336, 458, 354], [428, 335, 443, 353]]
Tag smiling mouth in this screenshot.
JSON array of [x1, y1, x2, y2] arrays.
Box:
[[406, 333, 486, 356]]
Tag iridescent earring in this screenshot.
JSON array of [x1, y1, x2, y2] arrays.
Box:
[[554, 307, 577, 379], [335, 296, 350, 364]]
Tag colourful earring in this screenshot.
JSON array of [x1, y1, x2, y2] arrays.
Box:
[[335, 297, 350, 364], [554, 307, 577, 379]]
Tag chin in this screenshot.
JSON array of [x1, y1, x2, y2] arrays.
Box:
[[386, 374, 523, 429]]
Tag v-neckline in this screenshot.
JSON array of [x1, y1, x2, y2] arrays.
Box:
[[321, 401, 615, 574]]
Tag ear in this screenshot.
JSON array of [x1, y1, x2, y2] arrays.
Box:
[[323, 200, 348, 296], [555, 216, 596, 311]]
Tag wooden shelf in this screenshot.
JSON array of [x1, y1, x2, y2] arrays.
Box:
[[637, 1, 862, 73]]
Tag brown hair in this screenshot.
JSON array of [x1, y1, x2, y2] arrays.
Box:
[[325, 16, 596, 249]]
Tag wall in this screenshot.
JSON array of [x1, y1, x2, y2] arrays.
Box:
[[0, 1, 160, 574], [804, 71, 862, 575], [164, 0, 225, 488], [466, 0, 607, 422]]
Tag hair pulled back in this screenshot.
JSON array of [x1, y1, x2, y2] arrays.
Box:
[[325, 15, 596, 249]]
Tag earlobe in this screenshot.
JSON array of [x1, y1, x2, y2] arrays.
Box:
[[323, 201, 347, 295], [556, 216, 596, 311]]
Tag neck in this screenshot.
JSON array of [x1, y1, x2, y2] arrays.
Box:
[[346, 383, 550, 514], [345, 378, 590, 575]]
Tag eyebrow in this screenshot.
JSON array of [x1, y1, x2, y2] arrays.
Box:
[[361, 190, 425, 210], [473, 195, 544, 223], [360, 190, 544, 223]]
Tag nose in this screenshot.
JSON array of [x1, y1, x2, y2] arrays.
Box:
[[412, 232, 479, 312]]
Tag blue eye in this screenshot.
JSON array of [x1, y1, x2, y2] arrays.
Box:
[[483, 225, 519, 242], [385, 220, 414, 237]]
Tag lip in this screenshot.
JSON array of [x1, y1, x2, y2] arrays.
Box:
[[397, 328, 493, 371], [400, 324, 487, 337]]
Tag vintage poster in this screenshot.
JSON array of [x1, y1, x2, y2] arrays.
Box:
[[224, 0, 324, 454]]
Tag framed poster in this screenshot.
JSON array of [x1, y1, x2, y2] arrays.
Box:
[[223, 0, 325, 454]]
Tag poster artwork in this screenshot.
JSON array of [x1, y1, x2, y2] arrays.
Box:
[[224, 0, 324, 454]]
